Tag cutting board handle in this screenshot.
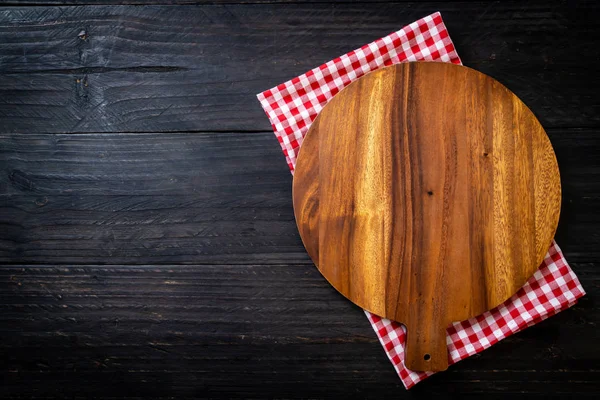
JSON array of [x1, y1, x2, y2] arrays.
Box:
[[404, 319, 449, 372]]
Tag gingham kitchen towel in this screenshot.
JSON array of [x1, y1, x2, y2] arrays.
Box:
[[256, 12, 586, 389]]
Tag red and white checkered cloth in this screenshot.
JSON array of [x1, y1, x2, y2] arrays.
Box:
[[257, 12, 586, 389]]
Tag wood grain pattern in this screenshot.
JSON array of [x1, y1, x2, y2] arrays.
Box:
[[1, 130, 597, 266], [0, 3, 599, 134], [293, 62, 561, 371], [0, 132, 309, 265], [0, 263, 597, 398], [0, 2, 599, 397]]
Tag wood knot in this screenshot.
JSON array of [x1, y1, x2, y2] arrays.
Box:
[[35, 196, 48, 207], [427, 191, 433, 196]]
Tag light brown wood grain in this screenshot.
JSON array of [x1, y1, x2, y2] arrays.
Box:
[[292, 62, 561, 372]]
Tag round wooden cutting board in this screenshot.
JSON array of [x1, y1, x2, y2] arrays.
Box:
[[292, 62, 561, 372]]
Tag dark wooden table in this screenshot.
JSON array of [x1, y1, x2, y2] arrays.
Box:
[[0, 1, 598, 398]]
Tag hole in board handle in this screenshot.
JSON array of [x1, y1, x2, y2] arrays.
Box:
[[423, 354, 431, 361]]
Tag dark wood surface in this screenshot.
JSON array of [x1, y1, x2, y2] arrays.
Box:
[[0, 0, 598, 398], [293, 62, 561, 372]]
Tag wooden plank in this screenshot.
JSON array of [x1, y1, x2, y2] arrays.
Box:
[[0, 131, 311, 264], [548, 128, 600, 261], [0, 3, 598, 133], [0, 0, 532, 7], [0, 130, 598, 264], [0, 263, 597, 398]]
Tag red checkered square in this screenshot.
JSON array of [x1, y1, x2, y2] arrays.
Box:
[[256, 12, 586, 389]]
